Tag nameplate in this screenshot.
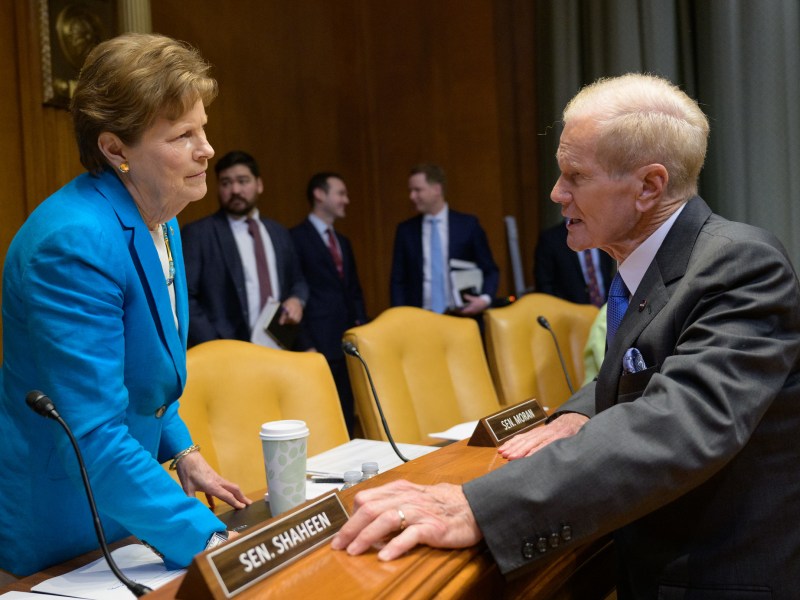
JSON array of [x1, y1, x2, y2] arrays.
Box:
[[468, 399, 547, 447], [177, 492, 348, 599]]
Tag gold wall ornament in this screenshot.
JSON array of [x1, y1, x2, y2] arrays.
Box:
[[39, 0, 118, 109]]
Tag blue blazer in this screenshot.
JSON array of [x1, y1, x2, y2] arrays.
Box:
[[289, 219, 367, 360], [0, 170, 223, 576], [390, 209, 499, 307], [182, 210, 309, 347]]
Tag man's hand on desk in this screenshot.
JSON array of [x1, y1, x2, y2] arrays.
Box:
[[331, 479, 482, 561], [498, 412, 589, 460], [176, 450, 253, 510]]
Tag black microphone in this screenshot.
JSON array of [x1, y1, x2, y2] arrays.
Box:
[[341, 342, 410, 463], [25, 390, 153, 597], [536, 316, 575, 395]]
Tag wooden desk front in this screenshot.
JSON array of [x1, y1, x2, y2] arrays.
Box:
[[2, 440, 615, 599]]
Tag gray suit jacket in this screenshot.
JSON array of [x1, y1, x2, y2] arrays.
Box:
[[464, 197, 800, 598]]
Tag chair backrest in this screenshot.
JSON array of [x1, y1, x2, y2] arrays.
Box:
[[175, 340, 349, 494], [343, 307, 500, 444], [483, 293, 599, 411]]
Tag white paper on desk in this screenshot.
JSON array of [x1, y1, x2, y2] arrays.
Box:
[[449, 259, 483, 308], [429, 421, 478, 441], [31, 544, 184, 600], [250, 298, 283, 349], [0, 593, 69, 599], [305, 439, 438, 500]]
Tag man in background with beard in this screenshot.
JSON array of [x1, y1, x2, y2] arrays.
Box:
[[182, 150, 308, 348]]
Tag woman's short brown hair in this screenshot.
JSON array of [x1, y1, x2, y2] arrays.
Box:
[[71, 33, 217, 173]]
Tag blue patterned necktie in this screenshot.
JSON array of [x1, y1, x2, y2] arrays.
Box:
[[429, 218, 447, 313], [606, 273, 629, 346]]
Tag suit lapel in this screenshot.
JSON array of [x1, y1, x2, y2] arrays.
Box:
[[446, 210, 462, 257], [211, 211, 249, 317], [94, 171, 187, 386], [410, 216, 425, 282], [595, 197, 712, 412]]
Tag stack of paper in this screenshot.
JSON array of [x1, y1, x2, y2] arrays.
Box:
[[305, 438, 437, 498], [449, 259, 483, 308], [29, 544, 184, 599]]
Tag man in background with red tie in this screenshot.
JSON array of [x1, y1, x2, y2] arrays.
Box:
[[182, 151, 309, 348], [290, 173, 368, 435], [533, 220, 614, 306]]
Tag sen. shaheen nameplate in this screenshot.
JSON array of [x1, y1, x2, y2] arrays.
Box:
[[177, 492, 348, 599], [468, 399, 547, 447]]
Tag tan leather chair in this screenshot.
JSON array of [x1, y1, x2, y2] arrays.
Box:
[[173, 340, 349, 494], [483, 293, 599, 411], [343, 307, 500, 444]]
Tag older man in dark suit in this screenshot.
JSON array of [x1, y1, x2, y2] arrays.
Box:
[[290, 172, 367, 434], [332, 74, 800, 599], [182, 151, 308, 348]]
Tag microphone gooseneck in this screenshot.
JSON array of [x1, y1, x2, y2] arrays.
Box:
[[536, 317, 576, 395], [25, 390, 153, 597], [341, 342, 410, 463]]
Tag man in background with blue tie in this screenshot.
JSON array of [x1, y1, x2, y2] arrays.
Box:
[[389, 163, 499, 315]]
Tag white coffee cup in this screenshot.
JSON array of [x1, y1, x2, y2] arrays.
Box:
[[259, 420, 310, 516]]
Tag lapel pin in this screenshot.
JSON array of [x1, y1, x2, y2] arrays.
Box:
[[638, 300, 648, 312]]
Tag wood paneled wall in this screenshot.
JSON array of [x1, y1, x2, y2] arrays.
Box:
[[0, 0, 541, 359]]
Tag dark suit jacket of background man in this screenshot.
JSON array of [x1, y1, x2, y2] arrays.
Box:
[[534, 221, 614, 304], [182, 209, 309, 347], [290, 219, 367, 433], [390, 209, 499, 307], [290, 218, 367, 360], [465, 197, 800, 598]]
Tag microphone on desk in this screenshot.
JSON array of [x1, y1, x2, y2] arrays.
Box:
[[341, 342, 410, 463], [25, 390, 153, 598], [536, 316, 575, 396]]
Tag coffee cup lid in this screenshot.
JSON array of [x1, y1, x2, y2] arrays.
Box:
[[259, 419, 309, 441]]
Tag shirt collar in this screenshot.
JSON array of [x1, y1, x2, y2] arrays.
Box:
[[618, 202, 687, 296], [226, 207, 261, 227], [425, 204, 448, 223], [308, 213, 331, 236]]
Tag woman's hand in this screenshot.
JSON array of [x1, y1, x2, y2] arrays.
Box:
[[176, 450, 252, 510]]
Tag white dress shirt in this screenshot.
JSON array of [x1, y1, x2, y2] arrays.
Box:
[[227, 209, 281, 329]]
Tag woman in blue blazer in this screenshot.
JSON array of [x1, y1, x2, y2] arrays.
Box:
[[0, 34, 249, 577]]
